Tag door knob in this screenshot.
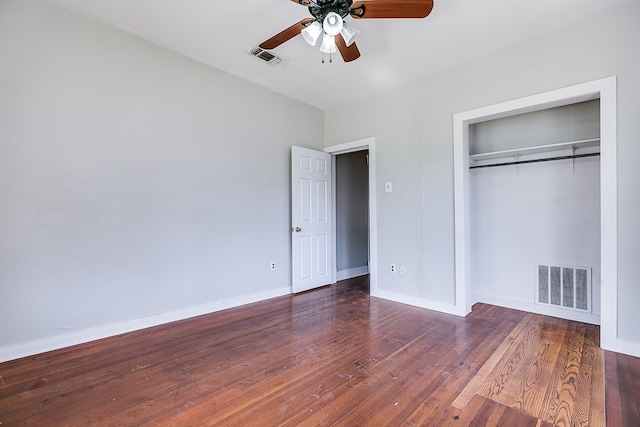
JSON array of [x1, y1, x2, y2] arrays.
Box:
[[293, 226, 302, 232]]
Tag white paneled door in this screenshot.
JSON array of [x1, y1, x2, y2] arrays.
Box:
[[291, 146, 332, 293]]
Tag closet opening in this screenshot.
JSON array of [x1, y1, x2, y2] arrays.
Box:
[[453, 77, 617, 350], [468, 100, 601, 325]]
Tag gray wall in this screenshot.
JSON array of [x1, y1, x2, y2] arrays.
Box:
[[325, 2, 640, 345], [336, 151, 369, 272], [471, 158, 601, 319], [0, 0, 324, 351]]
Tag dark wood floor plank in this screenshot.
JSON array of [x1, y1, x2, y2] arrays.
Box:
[[608, 350, 640, 426], [271, 319, 454, 426], [579, 323, 605, 426], [452, 395, 554, 427], [313, 330, 462, 425], [1, 275, 637, 426], [139, 281, 416, 425], [604, 350, 624, 427], [193, 306, 425, 425], [340, 316, 514, 426]]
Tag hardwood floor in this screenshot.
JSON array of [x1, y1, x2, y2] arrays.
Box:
[[1, 275, 639, 426]]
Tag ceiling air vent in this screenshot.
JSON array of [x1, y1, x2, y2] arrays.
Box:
[[250, 47, 281, 65]]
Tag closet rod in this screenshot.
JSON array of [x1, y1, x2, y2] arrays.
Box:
[[470, 152, 600, 169]]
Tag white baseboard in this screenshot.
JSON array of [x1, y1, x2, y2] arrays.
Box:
[[371, 289, 465, 316], [337, 266, 369, 281], [473, 293, 601, 325], [609, 338, 640, 358], [0, 287, 291, 363], [473, 293, 640, 357], [5, 287, 636, 362]]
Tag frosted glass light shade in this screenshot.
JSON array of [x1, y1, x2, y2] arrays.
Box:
[[340, 22, 360, 46], [319, 34, 337, 54], [322, 12, 343, 36], [301, 21, 322, 46]]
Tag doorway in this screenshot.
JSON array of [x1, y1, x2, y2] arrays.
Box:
[[335, 150, 369, 281], [326, 137, 378, 295]]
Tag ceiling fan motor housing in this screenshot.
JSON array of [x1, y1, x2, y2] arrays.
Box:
[[308, 0, 354, 22]]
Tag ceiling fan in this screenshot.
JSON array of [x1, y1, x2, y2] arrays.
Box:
[[259, 0, 434, 62]]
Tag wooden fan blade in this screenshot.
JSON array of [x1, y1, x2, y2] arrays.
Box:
[[350, 0, 434, 19], [335, 34, 361, 62], [259, 19, 312, 50]]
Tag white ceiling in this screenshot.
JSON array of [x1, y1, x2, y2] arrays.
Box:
[[47, 0, 632, 110]]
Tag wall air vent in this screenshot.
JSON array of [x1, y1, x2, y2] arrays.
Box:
[[250, 47, 281, 65], [536, 264, 591, 312]]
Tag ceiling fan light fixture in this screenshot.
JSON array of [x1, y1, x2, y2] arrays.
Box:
[[258, 0, 435, 63], [301, 21, 323, 46], [322, 12, 343, 36], [319, 33, 337, 54], [340, 22, 360, 47]]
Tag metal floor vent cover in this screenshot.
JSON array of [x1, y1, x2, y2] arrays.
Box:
[[250, 47, 281, 64], [536, 264, 591, 312]]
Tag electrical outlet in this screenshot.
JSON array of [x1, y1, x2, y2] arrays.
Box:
[[270, 261, 276, 271], [390, 264, 396, 273], [399, 265, 406, 276]]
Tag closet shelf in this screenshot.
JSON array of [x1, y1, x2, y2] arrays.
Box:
[[469, 138, 600, 162]]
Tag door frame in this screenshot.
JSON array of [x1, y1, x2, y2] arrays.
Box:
[[325, 137, 377, 294], [453, 77, 618, 351]]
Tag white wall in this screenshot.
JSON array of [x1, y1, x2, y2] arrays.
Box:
[[470, 157, 601, 321], [325, 2, 640, 350], [470, 100, 600, 154], [0, 0, 324, 360]]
